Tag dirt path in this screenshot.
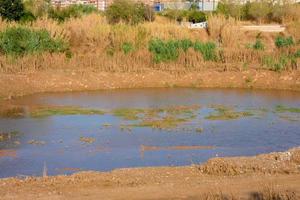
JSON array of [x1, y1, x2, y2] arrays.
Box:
[[0, 148, 299, 200], [0, 69, 300, 100]]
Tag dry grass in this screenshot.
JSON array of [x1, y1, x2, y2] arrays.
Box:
[[0, 11, 299, 73]]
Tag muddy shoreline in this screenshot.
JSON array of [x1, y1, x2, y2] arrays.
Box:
[[0, 148, 299, 199], [0, 69, 299, 100]]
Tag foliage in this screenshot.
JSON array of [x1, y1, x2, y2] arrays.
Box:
[[121, 42, 134, 54], [48, 4, 98, 22], [148, 38, 180, 63], [159, 9, 187, 23], [247, 39, 264, 50], [275, 36, 294, 48], [148, 38, 217, 63], [0, 0, 25, 21], [187, 10, 206, 23], [105, 0, 154, 25], [23, 0, 50, 18], [0, 27, 69, 56], [194, 41, 217, 61], [262, 55, 290, 72]]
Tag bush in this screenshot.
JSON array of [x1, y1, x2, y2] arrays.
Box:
[[0, 27, 69, 56], [249, 39, 264, 50], [48, 4, 98, 22], [121, 42, 134, 54], [194, 41, 217, 61], [0, 0, 25, 21], [188, 10, 206, 23], [159, 9, 186, 23], [106, 0, 154, 25], [148, 38, 180, 63], [275, 36, 294, 48], [148, 38, 217, 63]]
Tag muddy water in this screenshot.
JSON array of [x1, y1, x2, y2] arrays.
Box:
[[0, 88, 300, 178]]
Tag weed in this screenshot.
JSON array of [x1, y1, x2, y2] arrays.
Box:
[[206, 106, 253, 120], [275, 36, 294, 48], [30, 106, 104, 118], [121, 42, 134, 54], [194, 41, 218, 61]]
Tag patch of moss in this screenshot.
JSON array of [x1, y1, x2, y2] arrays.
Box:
[[205, 106, 253, 120], [30, 106, 105, 118], [275, 105, 300, 113]]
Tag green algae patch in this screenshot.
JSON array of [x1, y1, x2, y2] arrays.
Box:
[[112, 108, 145, 120], [205, 106, 253, 120], [275, 105, 300, 113], [30, 106, 105, 118], [114, 105, 199, 129]]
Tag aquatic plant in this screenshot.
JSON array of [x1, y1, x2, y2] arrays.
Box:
[[205, 106, 253, 120], [30, 106, 105, 118], [275, 105, 300, 113]]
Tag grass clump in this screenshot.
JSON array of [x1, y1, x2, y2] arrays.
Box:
[[0, 27, 68, 56], [30, 106, 104, 118], [121, 42, 135, 54], [262, 55, 289, 72], [248, 39, 265, 50], [48, 4, 98, 22], [206, 106, 253, 120], [275, 105, 300, 113], [275, 36, 295, 48], [194, 41, 218, 61]]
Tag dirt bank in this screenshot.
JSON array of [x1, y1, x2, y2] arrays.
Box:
[[0, 69, 300, 100], [0, 148, 299, 200]]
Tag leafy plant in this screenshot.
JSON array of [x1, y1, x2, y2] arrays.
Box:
[[275, 35, 294, 48], [187, 10, 206, 23], [194, 41, 217, 61], [148, 38, 180, 63], [0, 27, 69, 56], [0, 0, 25, 21], [121, 42, 134, 54]]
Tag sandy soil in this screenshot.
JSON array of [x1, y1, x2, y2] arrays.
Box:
[[0, 148, 299, 200], [0, 69, 299, 100]]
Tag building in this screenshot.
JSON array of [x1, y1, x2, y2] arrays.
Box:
[[51, 0, 219, 11]]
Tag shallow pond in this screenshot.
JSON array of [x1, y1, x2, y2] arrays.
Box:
[[0, 88, 300, 178]]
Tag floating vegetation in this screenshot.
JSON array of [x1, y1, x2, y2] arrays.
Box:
[[80, 136, 96, 144], [28, 140, 46, 145], [113, 106, 199, 129], [30, 106, 105, 118], [205, 106, 253, 120], [112, 108, 145, 120], [0, 106, 25, 118], [275, 105, 300, 113], [0, 131, 20, 142]]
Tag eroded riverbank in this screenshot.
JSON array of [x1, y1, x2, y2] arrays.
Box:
[[0, 69, 300, 100]]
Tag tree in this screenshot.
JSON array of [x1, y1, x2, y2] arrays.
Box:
[[0, 0, 25, 21]]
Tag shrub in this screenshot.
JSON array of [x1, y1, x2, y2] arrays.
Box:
[[121, 42, 134, 54], [275, 36, 294, 48], [0, 27, 69, 56], [160, 9, 186, 23], [0, 0, 25, 21], [251, 39, 265, 50], [48, 4, 98, 22], [194, 41, 217, 61], [188, 10, 206, 23], [148, 38, 180, 63], [105, 0, 154, 25]]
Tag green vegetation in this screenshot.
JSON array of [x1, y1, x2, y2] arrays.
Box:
[[0, 0, 25, 21], [205, 106, 253, 120], [275, 36, 294, 48], [187, 10, 206, 23], [149, 38, 217, 63], [48, 4, 98, 22], [275, 105, 300, 113], [193, 41, 218, 61], [113, 106, 198, 129], [121, 42, 135, 54], [30, 106, 105, 118], [0, 27, 69, 56], [105, 0, 154, 25], [248, 39, 264, 51]]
